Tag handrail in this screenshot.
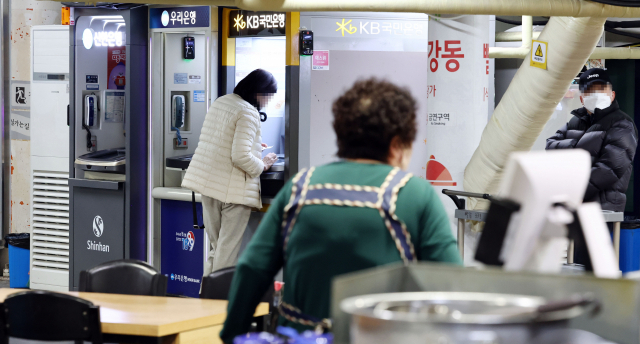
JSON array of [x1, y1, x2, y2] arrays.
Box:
[[442, 189, 492, 200]]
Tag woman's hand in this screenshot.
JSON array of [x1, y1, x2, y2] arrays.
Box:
[[263, 153, 277, 171], [261, 143, 268, 148]]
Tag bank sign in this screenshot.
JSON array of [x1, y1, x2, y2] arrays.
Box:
[[149, 6, 210, 29], [315, 17, 428, 39], [229, 10, 286, 37]]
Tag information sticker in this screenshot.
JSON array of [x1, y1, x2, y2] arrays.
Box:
[[194, 90, 205, 102]]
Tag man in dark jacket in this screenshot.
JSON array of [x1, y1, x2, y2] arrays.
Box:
[[546, 68, 638, 212]]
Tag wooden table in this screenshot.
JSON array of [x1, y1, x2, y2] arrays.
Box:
[[0, 289, 268, 344]]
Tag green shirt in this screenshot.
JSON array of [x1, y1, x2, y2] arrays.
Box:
[[220, 161, 462, 342]]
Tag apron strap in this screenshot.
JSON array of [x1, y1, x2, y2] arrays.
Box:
[[277, 167, 414, 329], [279, 301, 332, 331], [378, 168, 416, 263], [281, 168, 315, 253]]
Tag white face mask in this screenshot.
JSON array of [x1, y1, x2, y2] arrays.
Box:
[[583, 92, 612, 113]]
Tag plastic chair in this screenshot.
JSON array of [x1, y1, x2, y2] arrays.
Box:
[[200, 267, 274, 331], [79, 259, 167, 296], [0, 290, 102, 344], [201, 266, 274, 301]]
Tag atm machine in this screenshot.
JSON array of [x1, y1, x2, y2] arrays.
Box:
[[151, 8, 296, 297], [68, 7, 148, 290], [148, 6, 212, 298]]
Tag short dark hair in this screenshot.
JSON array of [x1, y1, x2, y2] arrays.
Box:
[[233, 69, 277, 109], [332, 78, 417, 163]]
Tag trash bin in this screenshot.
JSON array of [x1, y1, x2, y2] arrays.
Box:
[[5, 233, 30, 288], [620, 219, 640, 274]]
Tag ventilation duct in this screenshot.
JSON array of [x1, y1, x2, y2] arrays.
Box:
[[235, 0, 640, 17], [463, 16, 607, 211]]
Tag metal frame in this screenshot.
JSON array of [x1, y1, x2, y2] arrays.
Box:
[[1, 0, 9, 243], [452, 207, 624, 265]]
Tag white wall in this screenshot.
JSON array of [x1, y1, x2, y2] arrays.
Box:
[[10, 0, 61, 234]]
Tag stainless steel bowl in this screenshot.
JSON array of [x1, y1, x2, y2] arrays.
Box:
[[341, 292, 597, 344]]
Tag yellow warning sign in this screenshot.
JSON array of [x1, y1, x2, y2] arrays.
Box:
[[530, 40, 548, 70], [535, 45, 543, 57]]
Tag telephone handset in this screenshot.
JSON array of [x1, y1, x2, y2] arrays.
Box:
[[172, 95, 186, 145], [84, 95, 98, 127], [172, 95, 185, 129]]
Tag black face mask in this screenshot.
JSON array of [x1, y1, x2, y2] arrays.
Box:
[[260, 112, 267, 122]]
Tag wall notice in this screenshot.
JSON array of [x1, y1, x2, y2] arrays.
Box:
[[10, 81, 30, 140], [174, 73, 188, 84], [312, 50, 330, 70], [194, 90, 205, 102]]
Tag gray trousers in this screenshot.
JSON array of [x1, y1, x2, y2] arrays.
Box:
[[201, 196, 252, 276]]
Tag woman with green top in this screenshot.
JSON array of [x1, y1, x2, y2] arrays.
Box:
[[220, 78, 462, 343]]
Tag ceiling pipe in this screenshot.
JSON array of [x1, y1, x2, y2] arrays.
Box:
[[464, 16, 607, 210], [496, 32, 542, 42], [235, 0, 640, 17], [522, 16, 533, 50], [489, 46, 640, 58]]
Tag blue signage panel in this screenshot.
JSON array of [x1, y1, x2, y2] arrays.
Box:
[[150, 6, 210, 29], [160, 199, 204, 298]]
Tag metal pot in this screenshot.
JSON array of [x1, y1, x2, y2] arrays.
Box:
[[340, 292, 599, 344]]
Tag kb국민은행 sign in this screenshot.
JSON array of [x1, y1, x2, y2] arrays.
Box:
[[229, 10, 286, 37]]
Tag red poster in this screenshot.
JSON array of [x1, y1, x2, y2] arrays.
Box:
[[108, 46, 126, 90]]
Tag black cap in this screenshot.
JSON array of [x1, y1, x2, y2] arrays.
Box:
[[579, 68, 612, 92]]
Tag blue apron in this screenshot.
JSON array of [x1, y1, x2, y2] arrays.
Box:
[[278, 166, 416, 330]]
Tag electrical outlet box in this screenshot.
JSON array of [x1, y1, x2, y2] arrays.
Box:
[[174, 137, 188, 149]]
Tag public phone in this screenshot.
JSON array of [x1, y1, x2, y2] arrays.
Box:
[[172, 95, 185, 129], [83, 94, 99, 151], [184, 37, 195, 60], [172, 95, 186, 148], [299, 30, 313, 56], [84, 95, 98, 127]]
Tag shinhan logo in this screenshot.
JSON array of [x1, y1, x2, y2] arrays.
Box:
[[182, 231, 195, 251], [587, 74, 599, 79], [171, 274, 175, 280], [93, 216, 104, 238]]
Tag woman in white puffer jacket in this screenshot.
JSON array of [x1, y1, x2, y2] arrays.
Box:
[[182, 69, 278, 276]]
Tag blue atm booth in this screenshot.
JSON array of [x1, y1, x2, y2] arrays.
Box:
[[160, 199, 205, 297]]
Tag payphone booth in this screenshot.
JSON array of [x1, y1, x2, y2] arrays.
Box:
[[68, 7, 149, 290], [149, 6, 212, 297]]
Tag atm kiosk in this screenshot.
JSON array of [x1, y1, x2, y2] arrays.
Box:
[[151, 8, 300, 297], [68, 7, 148, 290], [148, 6, 212, 297]]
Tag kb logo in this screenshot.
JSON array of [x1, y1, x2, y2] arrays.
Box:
[[93, 216, 104, 238]]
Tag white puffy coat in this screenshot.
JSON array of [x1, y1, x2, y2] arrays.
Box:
[[182, 94, 264, 208]]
